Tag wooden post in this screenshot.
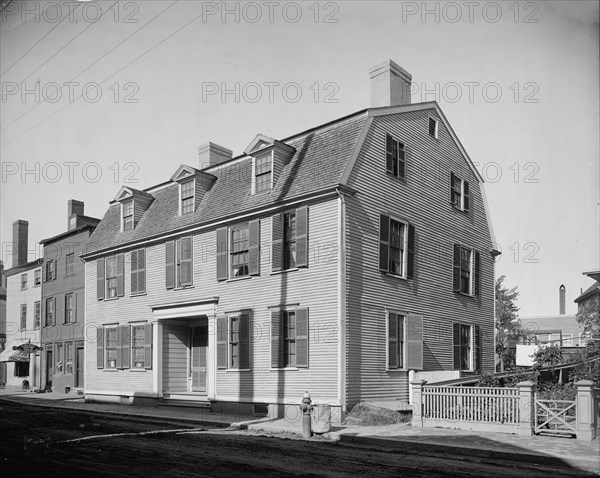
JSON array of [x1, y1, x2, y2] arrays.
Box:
[[516, 381, 535, 436], [575, 380, 596, 441], [410, 379, 427, 427]]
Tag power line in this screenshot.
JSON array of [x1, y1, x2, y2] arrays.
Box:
[[2, 2, 216, 149], [0, 3, 82, 78], [0, 0, 14, 15], [1, 0, 178, 133]]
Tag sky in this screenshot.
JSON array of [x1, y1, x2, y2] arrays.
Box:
[[1, 0, 598, 317]]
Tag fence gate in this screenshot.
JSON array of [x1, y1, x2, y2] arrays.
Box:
[[534, 395, 577, 437]]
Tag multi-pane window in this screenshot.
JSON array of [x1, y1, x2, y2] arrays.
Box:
[[132, 324, 146, 368], [130, 249, 146, 295], [105, 327, 117, 369], [450, 172, 469, 212], [34, 301, 40, 329], [46, 260, 56, 281], [45, 297, 55, 326], [65, 293, 74, 323], [20, 274, 27, 290], [387, 313, 404, 369], [217, 313, 250, 370], [230, 224, 249, 278], [34, 269, 41, 286], [379, 215, 414, 279], [453, 323, 481, 371], [389, 219, 406, 276], [283, 212, 297, 270], [385, 134, 405, 179], [165, 239, 193, 289], [56, 343, 64, 374], [429, 117, 438, 139], [283, 310, 296, 367], [106, 256, 118, 299], [453, 244, 480, 296], [66, 253, 74, 276], [123, 200, 134, 231], [230, 316, 240, 368], [20, 304, 27, 330], [181, 180, 194, 215], [254, 153, 272, 193], [460, 247, 472, 294], [65, 342, 74, 374]]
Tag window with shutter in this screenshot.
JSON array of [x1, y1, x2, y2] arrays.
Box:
[[178, 237, 193, 286], [165, 241, 175, 289], [385, 134, 406, 179], [453, 323, 473, 370], [379, 215, 413, 279], [450, 172, 470, 212], [131, 249, 146, 295], [453, 245, 478, 296], [217, 316, 227, 369], [387, 312, 402, 369]]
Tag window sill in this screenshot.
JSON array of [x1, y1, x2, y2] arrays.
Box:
[[386, 368, 408, 372], [269, 367, 301, 371], [384, 272, 407, 280], [225, 368, 251, 372], [455, 291, 475, 298], [226, 275, 252, 283], [103, 297, 120, 302], [270, 268, 299, 276], [130, 292, 147, 297], [129, 368, 147, 372], [102, 369, 118, 372], [385, 171, 407, 182], [172, 285, 194, 291]]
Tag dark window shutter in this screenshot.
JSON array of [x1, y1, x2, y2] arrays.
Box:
[[271, 310, 283, 368], [138, 249, 146, 293], [453, 323, 461, 370], [379, 215, 390, 272], [115, 325, 123, 369], [180, 237, 193, 286], [216, 227, 228, 281], [398, 145, 405, 178], [165, 241, 175, 289], [474, 250, 480, 296], [406, 314, 423, 369], [144, 323, 153, 369], [248, 220, 260, 276], [296, 308, 308, 368], [96, 327, 104, 369], [52, 297, 56, 325], [97, 258, 105, 300], [406, 224, 415, 279], [176, 239, 181, 288], [295, 206, 308, 268], [388, 313, 397, 368], [450, 172, 456, 205], [452, 244, 461, 291], [271, 213, 284, 272], [239, 313, 250, 369], [116, 253, 124, 297], [130, 250, 138, 295], [73, 292, 77, 322], [42, 262, 47, 282], [52, 262, 57, 280], [463, 180, 470, 212], [385, 134, 394, 173], [474, 325, 481, 372], [217, 316, 227, 369], [121, 325, 131, 369]]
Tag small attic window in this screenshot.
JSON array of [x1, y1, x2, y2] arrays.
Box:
[[181, 179, 195, 214], [122, 200, 134, 231], [429, 117, 439, 139], [254, 152, 272, 194]]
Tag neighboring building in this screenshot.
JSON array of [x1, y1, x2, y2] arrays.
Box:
[[0, 221, 43, 391], [574, 270, 600, 312], [82, 60, 498, 412], [0, 261, 7, 385], [40, 200, 100, 393]]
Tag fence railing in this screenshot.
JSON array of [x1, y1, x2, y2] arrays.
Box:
[[422, 386, 520, 424]]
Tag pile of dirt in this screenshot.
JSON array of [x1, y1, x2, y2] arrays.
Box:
[[343, 403, 412, 426]]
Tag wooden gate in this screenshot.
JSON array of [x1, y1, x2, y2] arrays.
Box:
[[534, 397, 577, 436]]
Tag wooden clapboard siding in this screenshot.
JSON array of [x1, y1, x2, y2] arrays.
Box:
[[344, 109, 494, 407], [162, 321, 189, 392], [85, 198, 340, 403]]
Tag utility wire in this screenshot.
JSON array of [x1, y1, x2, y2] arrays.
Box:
[[1, 3, 82, 78], [1, 0, 178, 132], [2, 2, 215, 149], [0, 0, 14, 15]]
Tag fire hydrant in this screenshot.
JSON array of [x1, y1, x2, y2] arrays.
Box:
[[299, 391, 313, 439]]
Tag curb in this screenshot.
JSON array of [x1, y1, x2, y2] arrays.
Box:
[[334, 433, 600, 473]]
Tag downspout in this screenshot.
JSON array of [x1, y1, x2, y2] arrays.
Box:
[[335, 188, 347, 411]]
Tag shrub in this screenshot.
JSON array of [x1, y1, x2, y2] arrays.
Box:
[[345, 403, 411, 426], [476, 372, 500, 387], [537, 382, 576, 401]]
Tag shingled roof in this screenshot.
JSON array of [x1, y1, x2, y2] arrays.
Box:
[[84, 111, 368, 257]]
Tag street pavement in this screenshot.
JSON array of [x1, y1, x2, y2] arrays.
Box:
[[2, 389, 599, 475]]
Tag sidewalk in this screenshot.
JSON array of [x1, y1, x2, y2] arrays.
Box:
[[2, 390, 599, 475]]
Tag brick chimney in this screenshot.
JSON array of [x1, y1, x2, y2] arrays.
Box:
[[67, 200, 84, 230], [12, 220, 28, 267], [369, 60, 412, 108], [559, 284, 566, 315], [198, 142, 233, 170]]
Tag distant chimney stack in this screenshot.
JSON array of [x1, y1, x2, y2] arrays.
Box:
[[369, 60, 412, 108], [559, 284, 566, 315], [67, 200, 84, 230], [12, 220, 28, 267], [198, 142, 233, 169]]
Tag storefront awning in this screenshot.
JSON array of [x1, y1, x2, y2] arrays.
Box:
[[0, 340, 41, 362]]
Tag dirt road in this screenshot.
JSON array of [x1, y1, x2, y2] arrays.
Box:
[[0, 399, 594, 477]]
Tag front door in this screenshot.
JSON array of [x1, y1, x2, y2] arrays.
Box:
[[46, 350, 53, 388], [76, 347, 84, 387], [190, 320, 208, 393]]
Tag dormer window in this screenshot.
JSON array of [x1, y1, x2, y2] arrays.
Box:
[[181, 180, 195, 214], [254, 153, 272, 194], [122, 200, 134, 231]]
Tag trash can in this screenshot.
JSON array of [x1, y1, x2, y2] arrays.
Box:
[[311, 403, 331, 434]]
